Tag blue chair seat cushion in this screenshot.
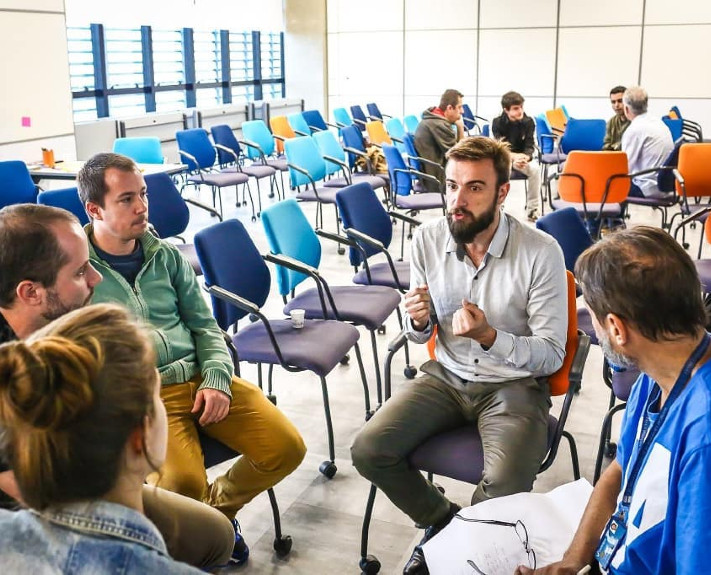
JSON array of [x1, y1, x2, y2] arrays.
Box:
[[284, 285, 401, 331], [353, 262, 410, 291], [322, 176, 352, 188], [540, 152, 567, 164], [408, 416, 557, 484], [233, 319, 360, 377], [395, 193, 444, 211], [200, 430, 239, 468], [297, 186, 340, 204], [611, 367, 639, 402], [352, 173, 387, 190], [551, 199, 623, 218], [188, 172, 250, 186]]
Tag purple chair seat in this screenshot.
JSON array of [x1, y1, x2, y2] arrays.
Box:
[[188, 172, 250, 186], [576, 307, 598, 345], [284, 285, 401, 331], [176, 243, 202, 276], [233, 319, 360, 377], [243, 164, 277, 178], [324, 173, 387, 190], [611, 367, 639, 402], [353, 261, 410, 291], [322, 176, 352, 188], [408, 417, 558, 484], [626, 194, 677, 208], [511, 169, 528, 181], [394, 193, 444, 211], [552, 198, 623, 218], [695, 259, 711, 293], [540, 152, 567, 164], [297, 186, 340, 204]]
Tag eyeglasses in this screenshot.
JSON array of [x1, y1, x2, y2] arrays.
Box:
[[453, 514, 536, 574]]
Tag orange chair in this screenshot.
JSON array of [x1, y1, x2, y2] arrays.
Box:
[[551, 151, 630, 239], [671, 143, 711, 255], [545, 107, 568, 135], [366, 120, 392, 146], [270, 115, 296, 154]]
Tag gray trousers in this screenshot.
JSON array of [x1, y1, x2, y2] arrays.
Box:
[[351, 360, 550, 527]]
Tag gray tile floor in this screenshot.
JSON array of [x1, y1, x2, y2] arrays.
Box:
[[172, 175, 703, 574]]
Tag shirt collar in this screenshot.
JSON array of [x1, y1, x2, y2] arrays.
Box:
[[445, 211, 510, 259]]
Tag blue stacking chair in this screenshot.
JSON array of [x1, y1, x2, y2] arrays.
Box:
[[176, 128, 252, 220], [0, 161, 38, 208], [350, 105, 369, 130], [403, 114, 420, 134], [302, 109, 331, 132], [384, 117, 407, 152], [332, 107, 354, 129], [535, 114, 566, 215], [195, 217, 371, 479], [461, 104, 486, 134], [37, 187, 89, 225], [112, 137, 164, 164], [341, 124, 369, 170], [662, 116, 683, 142], [211, 124, 280, 204], [240, 119, 289, 193], [559, 118, 606, 153], [287, 112, 312, 136], [261, 199, 403, 409], [402, 133, 444, 186], [366, 103, 391, 121]]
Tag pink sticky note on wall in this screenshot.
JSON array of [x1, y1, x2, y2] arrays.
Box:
[[21, 116, 31, 127]]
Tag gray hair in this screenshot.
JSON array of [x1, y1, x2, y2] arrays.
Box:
[[623, 86, 648, 116]]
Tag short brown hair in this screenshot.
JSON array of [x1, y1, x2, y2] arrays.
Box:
[[501, 91, 524, 110], [439, 89, 463, 111], [0, 204, 79, 308], [446, 136, 512, 188], [77, 152, 138, 208], [0, 304, 157, 510], [575, 226, 706, 342]]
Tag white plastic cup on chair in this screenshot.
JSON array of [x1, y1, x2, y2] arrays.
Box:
[[290, 309, 305, 329]]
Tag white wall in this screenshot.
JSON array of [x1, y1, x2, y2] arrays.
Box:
[[325, 0, 711, 132]]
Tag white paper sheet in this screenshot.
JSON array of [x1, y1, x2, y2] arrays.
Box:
[[423, 479, 594, 575]]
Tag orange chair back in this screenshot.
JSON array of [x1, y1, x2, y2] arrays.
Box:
[[558, 151, 630, 204], [675, 143, 711, 198], [705, 216, 711, 245], [545, 108, 568, 134], [270, 115, 296, 154], [426, 271, 576, 396], [366, 121, 392, 146]]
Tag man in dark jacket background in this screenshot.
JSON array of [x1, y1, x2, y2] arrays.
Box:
[[413, 89, 465, 193]]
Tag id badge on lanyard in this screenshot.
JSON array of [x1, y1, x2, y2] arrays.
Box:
[[595, 512, 628, 571]]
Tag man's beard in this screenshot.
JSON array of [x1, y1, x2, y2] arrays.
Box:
[[447, 195, 498, 245], [42, 289, 93, 322], [599, 329, 637, 369]]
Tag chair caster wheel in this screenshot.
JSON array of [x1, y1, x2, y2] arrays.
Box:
[[377, 325, 386, 334], [404, 365, 417, 379], [273, 535, 292, 557], [242, 201, 249, 206], [340, 354, 350, 365], [365, 410, 374, 421], [359, 555, 381, 574], [319, 460, 337, 479], [251, 216, 257, 222], [605, 442, 618, 459], [338, 247, 345, 255], [267, 394, 277, 406], [268, 193, 275, 199], [683, 242, 690, 250]]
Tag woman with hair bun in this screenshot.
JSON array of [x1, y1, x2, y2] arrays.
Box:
[[0, 303, 202, 573]]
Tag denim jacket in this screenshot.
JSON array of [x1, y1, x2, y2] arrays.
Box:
[[0, 500, 202, 573]]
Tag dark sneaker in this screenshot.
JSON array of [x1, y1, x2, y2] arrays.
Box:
[[230, 519, 250, 566], [527, 209, 539, 222], [402, 503, 461, 575]]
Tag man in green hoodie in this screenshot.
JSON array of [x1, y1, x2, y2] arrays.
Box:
[[77, 153, 306, 565], [413, 89, 465, 193]]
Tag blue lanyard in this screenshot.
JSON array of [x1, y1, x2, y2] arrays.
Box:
[[619, 332, 710, 513]]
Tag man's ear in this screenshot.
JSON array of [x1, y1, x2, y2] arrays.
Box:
[[606, 313, 629, 346], [497, 182, 510, 205], [85, 201, 102, 221], [15, 280, 44, 307]]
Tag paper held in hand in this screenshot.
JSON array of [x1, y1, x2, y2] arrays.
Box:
[[423, 478, 594, 575]]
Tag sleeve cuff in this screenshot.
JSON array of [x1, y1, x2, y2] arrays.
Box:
[[198, 369, 233, 398], [486, 330, 515, 360], [404, 314, 434, 344]]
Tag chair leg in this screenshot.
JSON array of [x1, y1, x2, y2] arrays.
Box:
[[593, 403, 626, 484], [254, 178, 264, 217], [369, 330, 383, 412], [359, 484, 382, 574], [267, 488, 293, 557], [318, 376, 338, 479], [353, 342, 373, 420], [562, 430, 580, 480], [335, 205, 345, 255], [266, 364, 276, 405], [395, 308, 415, 378]]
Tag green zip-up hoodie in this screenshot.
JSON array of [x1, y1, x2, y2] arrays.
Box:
[[86, 225, 233, 397]]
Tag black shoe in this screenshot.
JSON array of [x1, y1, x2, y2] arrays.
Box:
[[403, 503, 461, 575]]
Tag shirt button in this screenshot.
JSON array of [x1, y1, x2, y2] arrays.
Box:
[[474, 359, 479, 364]]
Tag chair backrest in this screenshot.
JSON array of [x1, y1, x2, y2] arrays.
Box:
[[403, 114, 420, 133], [366, 120, 392, 145], [302, 109, 328, 132], [676, 143, 711, 198], [210, 124, 242, 166], [558, 151, 630, 204], [535, 114, 555, 154], [662, 116, 684, 143], [194, 218, 271, 330], [261, 199, 322, 296], [144, 172, 190, 239], [287, 112, 312, 136], [545, 107, 568, 133], [312, 130, 347, 178], [336, 182, 394, 267], [385, 117, 407, 145], [382, 144, 414, 197], [481, 124, 490, 138], [241, 120, 276, 159], [559, 118, 606, 153], [350, 105, 368, 130], [535, 207, 593, 274], [284, 136, 328, 187], [461, 103, 478, 132], [175, 129, 217, 171], [402, 133, 422, 171], [341, 124, 367, 168], [270, 115, 296, 153], [37, 187, 89, 225], [333, 107, 353, 128], [366, 103, 383, 120], [658, 138, 684, 193], [112, 137, 163, 164], [0, 161, 38, 208]]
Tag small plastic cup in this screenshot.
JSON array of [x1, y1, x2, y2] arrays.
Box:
[[42, 148, 55, 168], [290, 309, 305, 329]]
